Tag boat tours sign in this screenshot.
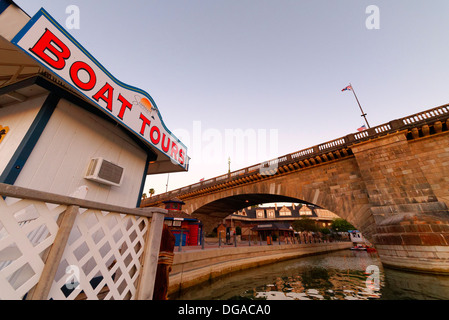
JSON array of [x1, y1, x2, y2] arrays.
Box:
[[11, 8, 188, 171]]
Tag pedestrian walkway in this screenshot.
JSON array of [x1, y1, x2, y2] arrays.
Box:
[[175, 235, 346, 252]]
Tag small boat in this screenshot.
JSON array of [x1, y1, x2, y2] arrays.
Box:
[[350, 244, 367, 251], [350, 244, 377, 252]]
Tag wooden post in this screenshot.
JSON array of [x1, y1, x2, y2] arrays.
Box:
[[27, 205, 79, 300], [153, 224, 175, 300], [201, 230, 205, 250], [136, 211, 165, 300]]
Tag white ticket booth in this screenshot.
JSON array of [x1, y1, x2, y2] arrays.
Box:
[[0, 1, 189, 300], [0, 2, 189, 207]]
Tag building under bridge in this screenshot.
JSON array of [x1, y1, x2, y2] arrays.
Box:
[[221, 204, 339, 241]]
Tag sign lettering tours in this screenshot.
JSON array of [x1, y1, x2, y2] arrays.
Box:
[[11, 8, 188, 170]]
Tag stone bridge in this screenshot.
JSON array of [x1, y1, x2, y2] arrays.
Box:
[[142, 104, 449, 274]]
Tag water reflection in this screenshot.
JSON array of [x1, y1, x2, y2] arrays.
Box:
[[382, 268, 449, 300], [238, 250, 383, 300], [252, 267, 382, 300], [171, 250, 449, 300]]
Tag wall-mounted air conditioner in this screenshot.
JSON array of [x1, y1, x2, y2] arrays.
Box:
[[84, 157, 124, 187]]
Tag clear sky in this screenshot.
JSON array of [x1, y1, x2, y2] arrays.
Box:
[[14, 0, 449, 196]]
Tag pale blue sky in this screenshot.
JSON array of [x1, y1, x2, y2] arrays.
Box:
[[14, 0, 449, 195]]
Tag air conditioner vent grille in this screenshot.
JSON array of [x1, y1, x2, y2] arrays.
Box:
[[84, 157, 124, 187], [97, 160, 124, 185]]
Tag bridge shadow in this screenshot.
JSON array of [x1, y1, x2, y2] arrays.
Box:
[[191, 193, 314, 218], [188, 193, 347, 239]]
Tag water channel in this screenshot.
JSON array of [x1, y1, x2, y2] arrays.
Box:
[[170, 250, 449, 300]]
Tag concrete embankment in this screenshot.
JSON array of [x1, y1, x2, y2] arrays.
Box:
[[168, 242, 352, 295]]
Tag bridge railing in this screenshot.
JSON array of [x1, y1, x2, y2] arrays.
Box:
[[143, 103, 449, 204], [0, 183, 165, 300]]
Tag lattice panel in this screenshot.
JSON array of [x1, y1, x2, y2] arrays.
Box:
[[47, 209, 150, 300], [0, 197, 66, 300]]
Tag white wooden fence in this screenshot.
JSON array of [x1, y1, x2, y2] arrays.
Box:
[[0, 183, 165, 300]]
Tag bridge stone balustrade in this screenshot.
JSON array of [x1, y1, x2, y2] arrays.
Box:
[[142, 104, 449, 274]]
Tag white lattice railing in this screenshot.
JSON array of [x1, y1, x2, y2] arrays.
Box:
[[0, 183, 166, 300]]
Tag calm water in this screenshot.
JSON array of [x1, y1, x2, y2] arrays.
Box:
[[171, 250, 449, 300]]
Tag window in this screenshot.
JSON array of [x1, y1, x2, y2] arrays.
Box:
[[173, 220, 182, 227], [299, 206, 312, 216], [256, 209, 265, 218], [267, 209, 275, 218], [279, 206, 291, 216]]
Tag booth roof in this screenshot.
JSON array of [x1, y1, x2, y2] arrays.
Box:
[[162, 197, 186, 205], [0, 2, 188, 175], [165, 210, 198, 221]]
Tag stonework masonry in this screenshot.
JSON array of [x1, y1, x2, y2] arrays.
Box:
[[351, 131, 449, 273]]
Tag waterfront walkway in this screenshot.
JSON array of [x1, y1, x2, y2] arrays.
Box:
[[168, 240, 352, 296]]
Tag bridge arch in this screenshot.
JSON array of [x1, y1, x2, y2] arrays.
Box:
[[183, 159, 375, 239]]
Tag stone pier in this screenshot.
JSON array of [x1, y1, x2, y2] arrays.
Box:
[[352, 131, 449, 274]]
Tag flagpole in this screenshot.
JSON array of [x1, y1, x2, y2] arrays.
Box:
[[349, 83, 371, 129]]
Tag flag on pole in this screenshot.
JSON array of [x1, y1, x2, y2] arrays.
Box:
[[357, 125, 366, 132], [341, 85, 352, 92]]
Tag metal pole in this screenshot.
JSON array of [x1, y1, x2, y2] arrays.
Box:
[[165, 173, 170, 192], [178, 229, 183, 252], [350, 83, 371, 129]]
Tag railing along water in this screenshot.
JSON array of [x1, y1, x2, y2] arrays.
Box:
[[0, 183, 166, 300]]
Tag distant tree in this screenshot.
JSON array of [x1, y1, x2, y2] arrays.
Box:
[[142, 193, 147, 199], [292, 217, 318, 232], [330, 218, 355, 232], [149, 188, 155, 197]]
